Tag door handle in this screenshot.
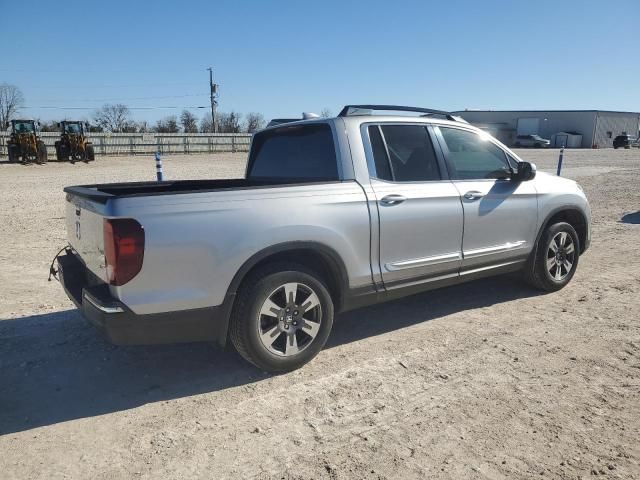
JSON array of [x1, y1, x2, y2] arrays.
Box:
[[380, 194, 407, 206], [463, 191, 485, 200]]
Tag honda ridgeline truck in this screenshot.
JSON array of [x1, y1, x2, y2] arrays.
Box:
[[56, 105, 591, 372]]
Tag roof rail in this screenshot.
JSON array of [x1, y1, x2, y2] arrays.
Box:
[[338, 104, 463, 122], [266, 118, 300, 127]]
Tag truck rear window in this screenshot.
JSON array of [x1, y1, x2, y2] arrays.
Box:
[[247, 123, 339, 181]]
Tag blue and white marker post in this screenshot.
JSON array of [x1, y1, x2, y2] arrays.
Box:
[[155, 152, 164, 181], [556, 146, 565, 176]]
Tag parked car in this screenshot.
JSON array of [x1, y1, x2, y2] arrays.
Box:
[[613, 134, 638, 149], [514, 134, 551, 148], [54, 104, 591, 372]]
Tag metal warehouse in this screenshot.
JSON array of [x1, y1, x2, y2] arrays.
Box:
[[452, 110, 640, 148]]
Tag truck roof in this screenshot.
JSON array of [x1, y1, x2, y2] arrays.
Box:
[[263, 104, 470, 133]]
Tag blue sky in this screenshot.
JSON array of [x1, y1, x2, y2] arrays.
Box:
[[1, 0, 637, 124]]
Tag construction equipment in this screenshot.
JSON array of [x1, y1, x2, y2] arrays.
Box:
[[55, 121, 95, 163], [7, 119, 48, 164]]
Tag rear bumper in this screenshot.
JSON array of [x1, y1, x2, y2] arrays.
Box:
[[57, 251, 231, 346]]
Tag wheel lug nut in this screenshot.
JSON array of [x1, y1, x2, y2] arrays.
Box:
[[293, 311, 299, 316]]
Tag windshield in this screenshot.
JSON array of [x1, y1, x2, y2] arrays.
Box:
[[64, 123, 82, 134], [13, 121, 35, 133]]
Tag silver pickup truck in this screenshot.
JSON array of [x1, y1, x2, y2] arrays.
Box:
[[56, 105, 591, 372]]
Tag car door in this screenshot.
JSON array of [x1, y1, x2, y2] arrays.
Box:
[[363, 123, 464, 289], [434, 125, 538, 273]]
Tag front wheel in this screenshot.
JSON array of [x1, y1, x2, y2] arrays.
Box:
[[37, 141, 47, 164], [524, 222, 580, 292], [8, 144, 18, 163], [229, 264, 334, 372], [85, 144, 95, 162]]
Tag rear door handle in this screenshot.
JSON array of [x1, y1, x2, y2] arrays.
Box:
[[463, 191, 485, 200], [380, 194, 407, 206]]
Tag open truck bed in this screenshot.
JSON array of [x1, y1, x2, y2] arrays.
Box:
[[63, 178, 302, 203]]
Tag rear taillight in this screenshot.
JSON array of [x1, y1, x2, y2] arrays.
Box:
[[103, 218, 145, 286]]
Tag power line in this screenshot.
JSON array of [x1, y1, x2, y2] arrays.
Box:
[[22, 105, 209, 110], [36, 93, 208, 102], [15, 82, 204, 90]]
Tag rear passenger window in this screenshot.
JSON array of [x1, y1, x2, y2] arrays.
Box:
[[247, 123, 338, 181], [368, 125, 441, 182], [439, 127, 511, 180], [368, 126, 392, 180]]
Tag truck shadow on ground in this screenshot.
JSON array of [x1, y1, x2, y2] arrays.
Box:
[[0, 275, 543, 435]]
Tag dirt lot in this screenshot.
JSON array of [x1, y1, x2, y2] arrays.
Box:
[[1, 149, 639, 479]]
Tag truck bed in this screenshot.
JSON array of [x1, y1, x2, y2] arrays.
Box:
[[63, 178, 307, 203]]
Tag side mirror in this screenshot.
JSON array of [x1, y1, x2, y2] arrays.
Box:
[[512, 161, 536, 181]]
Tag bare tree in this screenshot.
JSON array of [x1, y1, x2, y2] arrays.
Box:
[[217, 111, 242, 133], [200, 113, 213, 133], [180, 110, 199, 133], [39, 120, 60, 132], [0, 84, 25, 130], [154, 115, 179, 133], [93, 104, 131, 132], [244, 112, 265, 133], [121, 122, 140, 133], [87, 123, 104, 133], [320, 108, 332, 118], [136, 120, 151, 133]]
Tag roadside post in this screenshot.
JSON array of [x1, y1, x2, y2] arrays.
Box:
[[155, 152, 164, 181], [556, 146, 565, 176]]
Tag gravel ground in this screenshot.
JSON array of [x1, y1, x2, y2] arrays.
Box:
[[0, 149, 639, 479]]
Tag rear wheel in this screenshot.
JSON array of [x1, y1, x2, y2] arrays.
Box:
[[524, 222, 579, 292], [229, 263, 334, 372], [56, 143, 66, 161], [37, 141, 47, 164], [8, 144, 18, 163], [86, 144, 95, 162]]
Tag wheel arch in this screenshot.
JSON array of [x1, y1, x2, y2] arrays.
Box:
[[536, 207, 589, 254], [226, 241, 350, 312]]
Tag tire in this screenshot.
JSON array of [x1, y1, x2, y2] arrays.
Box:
[[534, 143, 541, 148], [8, 144, 18, 163], [86, 144, 95, 162], [524, 221, 580, 292], [37, 141, 47, 164], [514, 142, 521, 147], [229, 263, 334, 372], [59, 144, 69, 161]]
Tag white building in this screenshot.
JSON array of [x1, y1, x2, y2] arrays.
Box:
[[452, 110, 640, 148]]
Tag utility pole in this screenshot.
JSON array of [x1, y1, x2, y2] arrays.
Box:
[[207, 67, 219, 133]]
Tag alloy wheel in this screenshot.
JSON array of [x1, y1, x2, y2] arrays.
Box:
[[257, 282, 322, 357], [546, 231, 576, 281]]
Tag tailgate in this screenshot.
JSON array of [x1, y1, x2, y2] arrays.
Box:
[[65, 196, 107, 280]]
